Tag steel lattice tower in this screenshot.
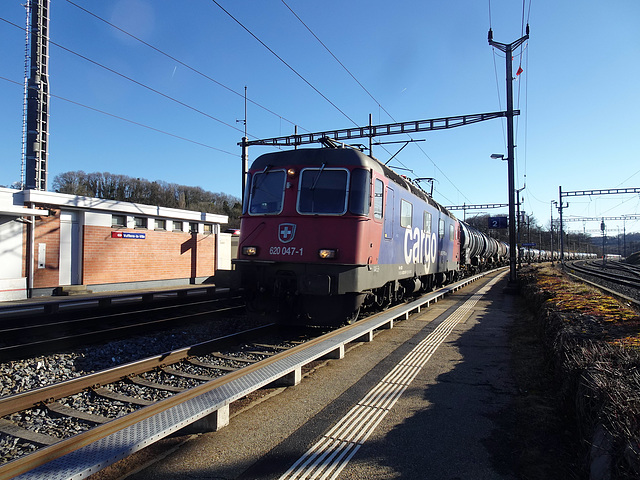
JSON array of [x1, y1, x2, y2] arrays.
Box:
[[24, 0, 50, 191]]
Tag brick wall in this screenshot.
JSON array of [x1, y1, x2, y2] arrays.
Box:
[[83, 226, 216, 285]]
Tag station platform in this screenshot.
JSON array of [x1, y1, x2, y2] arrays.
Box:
[[0, 283, 224, 317], [111, 270, 522, 480]]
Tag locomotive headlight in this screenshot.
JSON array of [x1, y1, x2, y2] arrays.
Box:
[[318, 249, 336, 259], [242, 246, 258, 256], [287, 168, 297, 177]]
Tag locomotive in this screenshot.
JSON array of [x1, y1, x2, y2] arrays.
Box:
[[233, 145, 508, 326]]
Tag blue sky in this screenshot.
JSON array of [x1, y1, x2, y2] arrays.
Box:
[[1, 0, 639, 235]]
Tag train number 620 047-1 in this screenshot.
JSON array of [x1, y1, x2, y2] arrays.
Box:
[[269, 246, 303, 256]]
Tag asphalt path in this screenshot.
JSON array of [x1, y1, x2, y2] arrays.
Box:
[[125, 270, 518, 480]]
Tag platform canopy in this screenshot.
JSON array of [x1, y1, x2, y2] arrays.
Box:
[[0, 205, 49, 217]]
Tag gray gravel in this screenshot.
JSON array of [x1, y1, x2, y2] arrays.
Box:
[[0, 433, 38, 464], [8, 407, 93, 438], [111, 381, 175, 402], [0, 312, 264, 465], [0, 313, 258, 398], [59, 390, 139, 418], [0, 308, 308, 467]]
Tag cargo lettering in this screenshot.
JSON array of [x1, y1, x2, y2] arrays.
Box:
[[404, 227, 437, 264]]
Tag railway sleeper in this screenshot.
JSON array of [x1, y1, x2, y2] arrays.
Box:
[[208, 353, 258, 363], [251, 343, 291, 351], [187, 358, 240, 372], [128, 376, 185, 393], [243, 350, 277, 357], [91, 387, 153, 407], [0, 418, 59, 446], [46, 402, 111, 424], [161, 366, 216, 382]]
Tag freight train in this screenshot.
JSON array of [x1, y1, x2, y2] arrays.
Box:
[[233, 145, 509, 326], [519, 248, 597, 262]]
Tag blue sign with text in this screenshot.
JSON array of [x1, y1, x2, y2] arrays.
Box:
[[488, 217, 508, 229]]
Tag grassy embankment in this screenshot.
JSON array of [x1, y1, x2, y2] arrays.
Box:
[[518, 264, 639, 479]]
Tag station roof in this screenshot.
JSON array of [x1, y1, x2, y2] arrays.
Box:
[[21, 189, 228, 224], [0, 205, 50, 217]]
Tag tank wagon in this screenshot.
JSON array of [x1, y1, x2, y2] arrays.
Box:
[[233, 146, 508, 326]]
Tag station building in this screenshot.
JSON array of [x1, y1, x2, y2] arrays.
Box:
[[0, 187, 232, 301]]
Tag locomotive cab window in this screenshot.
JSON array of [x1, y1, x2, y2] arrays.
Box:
[[439, 219, 445, 239], [242, 173, 252, 214], [348, 168, 371, 216], [449, 224, 455, 241], [400, 200, 412, 228], [297, 168, 348, 215], [423, 211, 432, 233], [373, 179, 384, 219], [249, 169, 286, 215]]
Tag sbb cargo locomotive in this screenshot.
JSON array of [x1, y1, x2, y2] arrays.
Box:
[[234, 146, 508, 326]]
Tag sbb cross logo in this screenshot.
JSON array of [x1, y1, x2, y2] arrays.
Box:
[[278, 223, 296, 243]]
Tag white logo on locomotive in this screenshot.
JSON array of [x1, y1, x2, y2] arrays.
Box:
[[404, 227, 437, 264], [278, 223, 296, 243]]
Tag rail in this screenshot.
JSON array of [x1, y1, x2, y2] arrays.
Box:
[[0, 269, 499, 480], [567, 262, 640, 290], [564, 261, 640, 308], [0, 285, 221, 317]]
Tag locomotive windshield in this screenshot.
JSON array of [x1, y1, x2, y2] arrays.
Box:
[[298, 168, 348, 214], [348, 168, 370, 216], [248, 169, 286, 214]]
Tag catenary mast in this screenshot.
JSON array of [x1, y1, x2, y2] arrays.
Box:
[[24, 0, 50, 191]]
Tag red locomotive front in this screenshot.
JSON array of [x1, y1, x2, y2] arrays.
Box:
[[234, 148, 384, 324]]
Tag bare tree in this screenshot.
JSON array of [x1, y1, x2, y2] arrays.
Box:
[[52, 171, 242, 226]]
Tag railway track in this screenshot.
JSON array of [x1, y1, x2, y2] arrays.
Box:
[[0, 270, 493, 479], [588, 259, 640, 278], [0, 288, 245, 361], [0, 324, 305, 470], [564, 260, 640, 306]]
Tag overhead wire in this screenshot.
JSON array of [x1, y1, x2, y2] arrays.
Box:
[[209, 0, 359, 127], [616, 168, 640, 187], [0, 15, 246, 135], [519, 0, 531, 195], [280, 0, 471, 204], [488, 0, 493, 26], [61, 1, 471, 205], [0, 75, 237, 156], [489, 0, 507, 154], [63, 0, 308, 134], [513, 0, 530, 192], [488, 0, 532, 205], [279, 0, 396, 124], [7, 2, 514, 208]]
